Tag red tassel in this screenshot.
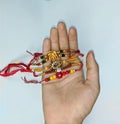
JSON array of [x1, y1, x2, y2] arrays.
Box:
[[0, 63, 32, 77]]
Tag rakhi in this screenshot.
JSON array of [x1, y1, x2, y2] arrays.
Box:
[[27, 49, 84, 65], [23, 64, 83, 84], [30, 55, 82, 76], [0, 49, 84, 84], [23, 69, 78, 84], [30, 57, 73, 72]]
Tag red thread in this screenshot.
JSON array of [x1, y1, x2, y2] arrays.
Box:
[[0, 63, 32, 77], [22, 77, 42, 84]]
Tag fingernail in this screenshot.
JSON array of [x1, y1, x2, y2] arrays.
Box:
[[69, 27, 76, 34], [89, 50, 95, 59], [58, 22, 65, 29]]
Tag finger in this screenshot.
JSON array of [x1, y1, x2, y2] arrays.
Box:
[[57, 22, 69, 49], [69, 27, 78, 50], [86, 51, 100, 88], [42, 38, 51, 70], [68, 27, 84, 79], [50, 27, 59, 51], [42, 38, 51, 55], [42, 38, 51, 80]]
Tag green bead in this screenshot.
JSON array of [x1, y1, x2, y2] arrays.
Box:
[[42, 60, 46, 64], [40, 56, 44, 59], [62, 54, 65, 57], [60, 50, 63, 53]]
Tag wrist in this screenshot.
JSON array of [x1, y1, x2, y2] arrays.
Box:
[[43, 108, 83, 124], [45, 121, 83, 124], [44, 117, 83, 124]]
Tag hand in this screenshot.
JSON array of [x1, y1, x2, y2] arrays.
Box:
[[42, 22, 100, 124]]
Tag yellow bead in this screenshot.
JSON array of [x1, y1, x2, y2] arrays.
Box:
[[70, 69, 75, 74], [53, 75, 56, 79], [45, 66, 48, 70], [62, 60, 66, 64], [50, 76, 53, 80], [35, 68, 42, 72]]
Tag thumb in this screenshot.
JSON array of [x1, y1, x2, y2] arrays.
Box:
[[86, 51, 100, 87]]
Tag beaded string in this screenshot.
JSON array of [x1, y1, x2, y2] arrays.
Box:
[[23, 67, 83, 84], [29, 56, 81, 77]]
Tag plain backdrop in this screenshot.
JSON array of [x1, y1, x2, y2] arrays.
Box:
[[0, 0, 120, 124]]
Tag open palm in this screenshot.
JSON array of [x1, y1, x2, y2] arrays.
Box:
[[42, 22, 100, 124]]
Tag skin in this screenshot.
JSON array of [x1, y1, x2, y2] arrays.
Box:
[[42, 22, 100, 124]]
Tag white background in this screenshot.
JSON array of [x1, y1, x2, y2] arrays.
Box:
[[0, 0, 120, 124]]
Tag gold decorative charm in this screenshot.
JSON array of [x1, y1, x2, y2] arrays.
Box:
[[47, 51, 59, 62]]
